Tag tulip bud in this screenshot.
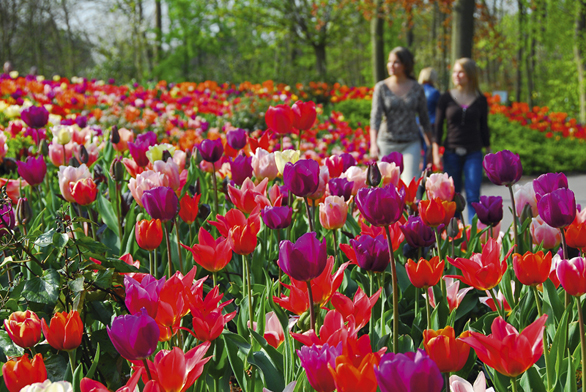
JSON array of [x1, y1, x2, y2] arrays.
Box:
[[57, 128, 71, 145], [454, 193, 466, 213], [521, 203, 533, 224], [40, 140, 49, 156], [188, 184, 198, 197], [185, 149, 192, 168], [93, 164, 106, 184], [366, 163, 382, 187], [110, 157, 124, 182], [198, 203, 211, 221], [69, 157, 80, 167], [16, 198, 32, 225], [162, 149, 173, 163], [79, 145, 89, 164], [111, 125, 120, 144], [193, 148, 203, 165], [447, 217, 459, 238]]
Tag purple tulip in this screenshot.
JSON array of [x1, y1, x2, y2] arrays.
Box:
[[328, 178, 354, 202], [375, 349, 444, 392], [75, 116, 88, 128], [262, 206, 293, 230], [128, 140, 151, 167], [230, 154, 253, 186], [142, 186, 179, 222], [283, 159, 320, 198], [356, 184, 405, 227], [226, 128, 247, 150], [136, 131, 158, 146], [21, 106, 49, 129], [482, 150, 523, 186], [339, 153, 357, 172], [471, 195, 503, 226], [381, 151, 404, 174], [533, 172, 568, 203], [538, 188, 576, 228], [107, 308, 160, 361], [0, 203, 15, 237], [16, 156, 47, 186], [400, 216, 435, 249], [350, 235, 389, 272], [124, 275, 166, 318], [279, 232, 327, 282], [297, 343, 342, 392], [198, 139, 224, 163]]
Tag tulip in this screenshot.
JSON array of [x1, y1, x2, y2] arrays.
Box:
[[419, 198, 457, 228], [225, 209, 261, 256], [339, 153, 357, 171], [186, 286, 237, 341], [58, 164, 91, 203], [17, 156, 46, 186], [297, 343, 342, 392], [325, 155, 344, 178], [251, 148, 279, 181], [319, 196, 348, 230], [179, 193, 201, 224], [142, 186, 179, 222], [153, 158, 180, 191], [341, 166, 366, 195], [425, 172, 455, 201], [366, 163, 382, 187], [292, 100, 317, 130], [329, 353, 379, 392], [538, 188, 576, 228], [198, 138, 224, 163], [135, 219, 163, 251], [41, 310, 83, 351], [112, 128, 134, 152], [81, 368, 143, 392], [266, 104, 294, 134], [129, 170, 166, 207], [283, 159, 320, 197], [558, 257, 586, 297], [155, 273, 190, 341], [423, 327, 471, 373], [374, 349, 444, 392], [513, 251, 552, 286], [482, 150, 523, 186], [0, 202, 15, 236], [307, 165, 330, 201], [513, 182, 538, 217], [181, 227, 233, 272], [279, 232, 327, 282], [264, 311, 285, 348], [125, 275, 165, 318], [378, 161, 401, 187], [261, 206, 292, 230], [406, 256, 444, 289], [146, 143, 176, 163], [2, 354, 47, 392], [230, 154, 253, 186], [128, 139, 152, 167], [447, 238, 510, 291], [228, 177, 269, 215], [20, 380, 73, 392], [331, 287, 381, 330], [530, 216, 561, 249], [327, 177, 353, 201], [274, 149, 301, 174], [533, 172, 568, 202], [566, 216, 586, 250], [4, 310, 42, 348], [69, 178, 98, 205], [108, 309, 160, 360], [450, 373, 494, 392], [21, 106, 49, 129], [479, 287, 512, 314], [461, 315, 547, 377], [381, 151, 404, 173], [356, 184, 405, 227], [291, 309, 353, 348], [400, 215, 436, 249], [471, 195, 503, 226], [350, 234, 389, 272], [226, 128, 247, 150], [442, 277, 474, 312]]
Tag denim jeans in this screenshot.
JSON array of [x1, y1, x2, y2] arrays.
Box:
[[443, 149, 484, 224]]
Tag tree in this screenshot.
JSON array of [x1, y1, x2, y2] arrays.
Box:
[[451, 0, 475, 64], [575, 0, 586, 122]]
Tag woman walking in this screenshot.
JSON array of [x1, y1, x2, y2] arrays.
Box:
[[370, 47, 432, 182]]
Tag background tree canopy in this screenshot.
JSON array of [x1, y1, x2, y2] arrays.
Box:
[[1, 0, 585, 120]]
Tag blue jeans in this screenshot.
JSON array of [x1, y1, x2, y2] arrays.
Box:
[[443, 150, 483, 224]]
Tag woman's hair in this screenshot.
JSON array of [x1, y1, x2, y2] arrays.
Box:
[[418, 67, 437, 86], [454, 58, 481, 93], [389, 47, 416, 80]]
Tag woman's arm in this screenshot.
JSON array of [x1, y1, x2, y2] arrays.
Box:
[[479, 96, 491, 151], [369, 83, 383, 159], [432, 94, 447, 169]]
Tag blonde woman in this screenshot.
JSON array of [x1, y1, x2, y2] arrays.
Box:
[[370, 47, 431, 183], [432, 58, 491, 223]]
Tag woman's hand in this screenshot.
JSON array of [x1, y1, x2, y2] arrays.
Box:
[[370, 144, 379, 160]]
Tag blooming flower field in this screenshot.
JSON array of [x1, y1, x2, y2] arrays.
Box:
[[0, 75, 585, 392]]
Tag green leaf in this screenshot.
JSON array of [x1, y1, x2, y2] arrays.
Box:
[[97, 193, 120, 237], [222, 332, 251, 392], [68, 277, 85, 293], [23, 269, 60, 305], [0, 331, 24, 360], [542, 279, 563, 323], [248, 350, 285, 392], [53, 231, 69, 248], [99, 257, 141, 273], [35, 228, 56, 248], [564, 349, 577, 392], [94, 270, 114, 288], [519, 366, 546, 392]]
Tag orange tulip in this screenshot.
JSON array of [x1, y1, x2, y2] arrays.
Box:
[[40, 310, 83, 351], [513, 251, 552, 286], [4, 310, 42, 349], [423, 326, 471, 373], [179, 193, 201, 224], [419, 198, 456, 228], [135, 219, 163, 251], [328, 353, 379, 392], [406, 256, 444, 289], [2, 354, 47, 392], [566, 221, 586, 249]]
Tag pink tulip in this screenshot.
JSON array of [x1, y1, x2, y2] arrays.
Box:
[[558, 257, 586, 297], [154, 159, 180, 191], [450, 373, 494, 392], [251, 148, 278, 181], [199, 160, 222, 173], [426, 277, 473, 312], [128, 170, 166, 207], [173, 150, 187, 173], [426, 173, 455, 201], [48, 141, 76, 166], [58, 164, 91, 202], [479, 283, 513, 313], [308, 166, 330, 200], [264, 311, 285, 349], [341, 166, 366, 196], [319, 196, 348, 230], [530, 216, 561, 249], [378, 161, 401, 187], [75, 143, 100, 166], [513, 182, 538, 217], [0, 178, 28, 204], [113, 128, 134, 152], [0, 133, 7, 160], [122, 158, 146, 178]]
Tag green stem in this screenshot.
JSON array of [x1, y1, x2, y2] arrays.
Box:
[[116, 184, 123, 251], [577, 295, 586, 389], [369, 271, 374, 345], [213, 271, 217, 287], [211, 165, 219, 215], [276, 229, 282, 297], [415, 287, 420, 324], [149, 251, 155, 277], [306, 280, 316, 331], [298, 130, 302, 151], [164, 222, 173, 277], [444, 373, 450, 392], [425, 286, 432, 330], [332, 229, 341, 269], [508, 185, 521, 254], [304, 197, 314, 232], [142, 358, 153, 380], [246, 254, 253, 339], [489, 288, 505, 319], [379, 273, 385, 337], [68, 350, 76, 375], [510, 376, 518, 392], [532, 286, 552, 391], [384, 225, 399, 353], [174, 220, 184, 274], [434, 228, 446, 300]]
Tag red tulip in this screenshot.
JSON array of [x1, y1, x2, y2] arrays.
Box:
[[330, 287, 381, 331], [181, 227, 232, 273], [292, 100, 317, 131], [423, 326, 471, 373], [328, 352, 379, 392], [210, 208, 261, 255], [513, 251, 552, 286], [179, 193, 201, 224], [136, 219, 164, 251], [4, 310, 42, 349], [41, 310, 83, 351], [406, 256, 444, 289], [419, 198, 457, 228], [566, 210, 586, 249], [2, 354, 47, 392], [69, 178, 98, 206], [558, 257, 586, 297], [265, 104, 294, 134], [227, 178, 269, 215], [185, 285, 237, 341], [81, 368, 143, 392]]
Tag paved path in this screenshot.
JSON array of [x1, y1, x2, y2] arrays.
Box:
[[475, 174, 586, 230]]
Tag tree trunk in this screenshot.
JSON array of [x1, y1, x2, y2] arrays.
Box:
[[314, 43, 326, 81], [575, 0, 586, 123], [371, 0, 385, 84], [451, 0, 475, 64], [441, 8, 449, 90], [155, 0, 162, 66], [61, 0, 75, 76], [515, 0, 524, 103]]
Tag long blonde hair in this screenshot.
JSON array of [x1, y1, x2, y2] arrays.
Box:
[[418, 67, 437, 86], [454, 58, 480, 93]]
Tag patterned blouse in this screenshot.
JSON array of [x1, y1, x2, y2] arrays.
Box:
[[370, 81, 432, 143]]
